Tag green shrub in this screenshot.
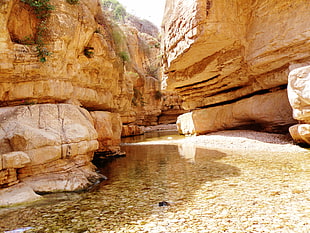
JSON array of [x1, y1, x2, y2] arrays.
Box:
[[84, 47, 94, 58], [112, 29, 123, 46], [21, 0, 54, 19], [118, 51, 130, 62], [20, 0, 55, 62], [101, 0, 127, 22]]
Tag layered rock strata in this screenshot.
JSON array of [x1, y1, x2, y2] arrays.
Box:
[[288, 66, 310, 144], [177, 90, 296, 135], [162, 0, 310, 133]]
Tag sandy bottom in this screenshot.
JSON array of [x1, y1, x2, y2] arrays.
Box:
[[0, 129, 309, 233]]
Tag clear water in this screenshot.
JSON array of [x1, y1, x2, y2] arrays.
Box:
[[0, 131, 309, 233]]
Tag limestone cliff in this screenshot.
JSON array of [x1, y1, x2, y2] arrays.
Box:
[[162, 0, 310, 134], [0, 0, 169, 205], [1, 0, 130, 111], [0, 0, 165, 125]]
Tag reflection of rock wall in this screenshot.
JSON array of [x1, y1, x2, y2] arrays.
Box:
[[288, 66, 310, 144], [0, 104, 101, 194], [162, 0, 310, 133]]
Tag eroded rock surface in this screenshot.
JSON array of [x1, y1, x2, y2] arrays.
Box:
[[0, 104, 101, 194], [162, 0, 310, 134]]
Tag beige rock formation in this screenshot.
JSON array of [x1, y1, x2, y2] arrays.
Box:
[[0, 0, 167, 204], [288, 66, 310, 144], [162, 0, 310, 133], [288, 65, 310, 122], [177, 90, 296, 135], [122, 124, 145, 137], [0, 0, 130, 112], [0, 104, 101, 193], [159, 91, 188, 125], [91, 111, 122, 154], [120, 24, 163, 127], [0, 0, 169, 132]]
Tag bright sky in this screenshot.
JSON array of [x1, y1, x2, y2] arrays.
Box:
[[117, 0, 166, 28]]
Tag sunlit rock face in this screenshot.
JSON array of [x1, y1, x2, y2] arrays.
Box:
[[288, 66, 310, 144], [162, 0, 310, 133], [120, 24, 162, 127], [0, 104, 101, 194], [177, 90, 296, 135], [0, 0, 130, 112]]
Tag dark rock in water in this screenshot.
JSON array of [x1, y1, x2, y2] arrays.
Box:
[[159, 201, 170, 207]]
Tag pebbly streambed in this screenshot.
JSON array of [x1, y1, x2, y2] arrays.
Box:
[[0, 130, 309, 233]]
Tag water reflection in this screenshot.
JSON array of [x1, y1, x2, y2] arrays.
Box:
[[0, 133, 240, 232]]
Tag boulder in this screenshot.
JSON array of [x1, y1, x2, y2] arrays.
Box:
[[2, 151, 30, 169], [288, 66, 310, 144], [288, 65, 310, 122], [0, 104, 101, 192]]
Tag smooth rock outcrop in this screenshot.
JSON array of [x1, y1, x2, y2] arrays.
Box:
[[0, 183, 41, 207], [177, 90, 296, 135], [162, 0, 310, 133], [288, 66, 310, 144], [0, 104, 101, 193]]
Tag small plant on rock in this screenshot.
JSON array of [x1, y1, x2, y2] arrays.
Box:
[[118, 51, 130, 62], [84, 47, 94, 58], [20, 0, 55, 62]]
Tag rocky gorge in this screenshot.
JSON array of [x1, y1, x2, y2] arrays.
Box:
[[0, 0, 310, 212], [162, 0, 310, 135], [0, 0, 185, 205]]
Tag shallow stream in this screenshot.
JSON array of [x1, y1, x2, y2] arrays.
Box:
[[0, 131, 309, 233]]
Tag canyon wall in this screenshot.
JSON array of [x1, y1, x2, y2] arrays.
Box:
[[162, 0, 310, 134], [0, 0, 174, 205], [0, 0, 167, 126], [1, 0, 128, 111]]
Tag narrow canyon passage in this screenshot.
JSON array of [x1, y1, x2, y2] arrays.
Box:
[[0, 131, 309, 233]]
